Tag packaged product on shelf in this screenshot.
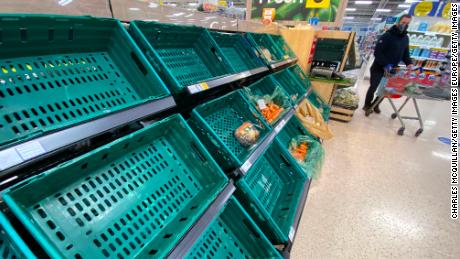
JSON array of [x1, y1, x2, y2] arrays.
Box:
[[234, 122, 261, 147], [245, 86, 290, 124], [296, 99, 333, 140], [260, 46, 273, 62], [332, 89, 360, 110], [288, 135, 325, 179]]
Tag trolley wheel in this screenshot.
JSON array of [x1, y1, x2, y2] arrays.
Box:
[[397, 127, 405, 136], [365, 109, 373, 117], [391, 113, 397, 119], [415, 129, 423, 137]]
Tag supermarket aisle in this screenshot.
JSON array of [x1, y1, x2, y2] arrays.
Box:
[[291, 81, 459, 258]]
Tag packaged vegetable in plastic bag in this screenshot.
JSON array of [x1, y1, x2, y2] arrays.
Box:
[[289, 135, 324, 179], [332, 88, 360, 110], [245, 86, 290, 124], [296, 98, 333, 140], [235, 122, 260, 147]]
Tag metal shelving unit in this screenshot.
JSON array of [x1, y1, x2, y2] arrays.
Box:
[[166, 181, 236, 258], [0, 96, 176, 180], [186, 67, 269, 94], [282, 179, 312, 258], [270, 58, 298, 70], [236, 109, 295, 176]]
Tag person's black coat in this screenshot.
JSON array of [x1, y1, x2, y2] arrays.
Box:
[[373, 25, 413, 67]]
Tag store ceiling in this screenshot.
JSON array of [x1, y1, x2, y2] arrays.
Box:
[[344, 0, 418, 25]]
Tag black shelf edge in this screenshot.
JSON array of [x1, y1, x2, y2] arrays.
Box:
[[186, 67, 269, 95], [167, 181, 236, 258], [270, 58, 298, 70], [283, 178, 312, 258], [236, 109, 295, 175], [0, 96, 176, 176]]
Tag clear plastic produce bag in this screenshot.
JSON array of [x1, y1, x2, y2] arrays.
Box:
[[295, 99, 333, 140], [289, 135, 325, 179]]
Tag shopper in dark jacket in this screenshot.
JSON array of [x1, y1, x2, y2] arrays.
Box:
[[364, 14, 413, 113]]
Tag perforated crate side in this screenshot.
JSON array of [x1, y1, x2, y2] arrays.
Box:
[[2, 114, 228, 259]]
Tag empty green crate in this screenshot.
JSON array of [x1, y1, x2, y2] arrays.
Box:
[[0, 15, 170, 147], [307, 91, 331, 122], [287, 65, 311, 90], [0, 212, 35, 259], [189, 90, 271, 170], [244, 76, 291, 125], [3, 114, 228, 259], [270, 35, 296, 60], [236, 140, 306, 243], [184, 197, 281, 259], [130, 21, 233, 94], [287, 66, 330, 121], [273, 69, 308, 105], [209, 32, 265, 73], [245, 33, 288, 65]]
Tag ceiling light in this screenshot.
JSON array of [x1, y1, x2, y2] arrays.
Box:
[[371, 17, 382, 21], [58, 0, 73, 6], [346, 8, 357, 11], [129, 7, 140, 11], [376, 9, 391, 12], [398, 4, 411, 8], [405, 0, 421, 3], [355, 1, 373, 4], [148, 2, 158, 8], [344, 17, 355, 20], [188, 3, 198, 6]]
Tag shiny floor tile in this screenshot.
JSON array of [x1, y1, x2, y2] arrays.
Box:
[[291, 82, 459, 258]]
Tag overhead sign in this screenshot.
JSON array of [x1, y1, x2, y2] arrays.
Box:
[[408, 1, 450, 18], [251, 0, 340, 22], [306, 0, 330, 9]]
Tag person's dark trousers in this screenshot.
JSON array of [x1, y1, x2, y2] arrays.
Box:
[[364, 62, 385, 108]]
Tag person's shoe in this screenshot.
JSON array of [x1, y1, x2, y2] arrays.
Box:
[[362, 105, 370, 111], [374, 106, 381, 114]]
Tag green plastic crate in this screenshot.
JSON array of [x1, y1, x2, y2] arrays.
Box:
[[276, 116, 318, 177], [130, 21, 233, 94], [244, 76, 292, 125], [0, 15, 170, 147], [272, 69, 308, 105], [3, 114, 228, 259], [236, 140, 306, 243], [287, 65, 311, 90], [0, 212, 35, 259], [185, 197, 281, 259], [209, 32, 265, 73], [270, 35, 296, 59], [287, 66, 330, 121], [189, 90, 271, 170], [307, 91, 331, 122], [245, 33, 288, 65]]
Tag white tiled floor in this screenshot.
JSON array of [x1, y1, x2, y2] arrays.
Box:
[[291, 80, 459, 258]]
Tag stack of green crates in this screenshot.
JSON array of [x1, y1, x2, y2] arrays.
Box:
[[0, 15, 170, 147], [189, 90, 271, 170], [236, 140, 306, 243], [245, 33, 290, 66], [209, 32, 265, 73], [184, 197, 281, 258], [3, 115, 228, 258], [272, 68, 308, 106], [0, 212, 35, 259], [243, 76, 292, 125], [129, 21, 234, 94], [288, 65, 331, 121]]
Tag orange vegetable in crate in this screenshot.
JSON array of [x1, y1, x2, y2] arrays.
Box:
[[290, 142, 308, 161], [260, 103, 284, 124]]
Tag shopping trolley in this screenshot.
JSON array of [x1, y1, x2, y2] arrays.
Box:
[[366, 67, 450, 137]]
